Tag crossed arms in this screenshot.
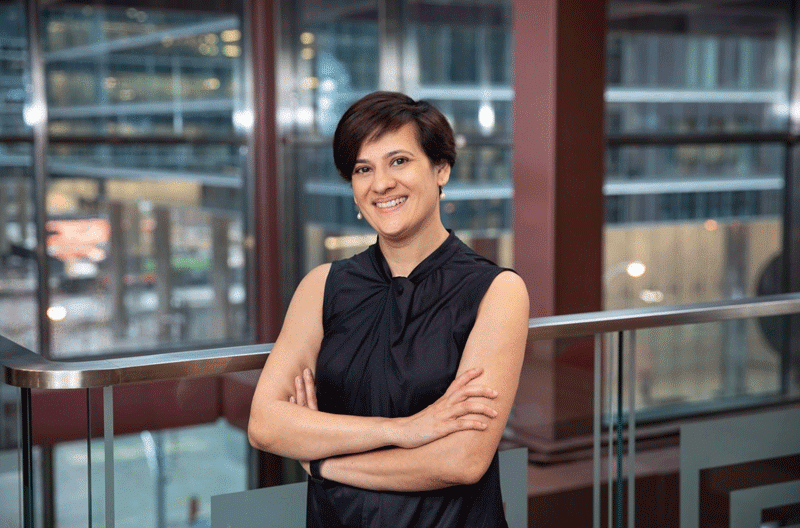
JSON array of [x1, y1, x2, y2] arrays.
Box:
[[247, 263, 529, 492]]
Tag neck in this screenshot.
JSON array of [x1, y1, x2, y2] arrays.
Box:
[[378, 222, 449, 277]]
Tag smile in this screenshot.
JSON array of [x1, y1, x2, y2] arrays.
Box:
[[375, 197, 407, 209]]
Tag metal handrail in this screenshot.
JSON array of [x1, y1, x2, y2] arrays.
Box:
[[527, 292, 800, 339], [1, 338, 271, 390], [3, 292, 800, 390]]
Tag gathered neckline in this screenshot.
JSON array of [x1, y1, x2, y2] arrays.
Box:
[[371, 230, 457, 284]]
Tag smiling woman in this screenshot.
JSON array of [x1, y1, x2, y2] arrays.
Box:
[[335, 92, 456, 272], [349, 123, 449, 258], [248, 92, 528, 528]]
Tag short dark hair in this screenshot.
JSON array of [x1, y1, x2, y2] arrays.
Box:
[[332, 91, 456, 182]]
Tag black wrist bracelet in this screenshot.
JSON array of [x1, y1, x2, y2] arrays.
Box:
[[310, 459, 325, 482]]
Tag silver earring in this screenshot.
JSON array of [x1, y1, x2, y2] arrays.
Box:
[[439, 188, 446, 200], [357, 211, 363, 220]]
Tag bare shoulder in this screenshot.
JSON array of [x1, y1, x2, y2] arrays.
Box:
[[266, 263, 332, 381], [277, 263, 332, 345], [291, 263, 332, 304], [300, 262, 332, 289], [482, 270, 529, 314]]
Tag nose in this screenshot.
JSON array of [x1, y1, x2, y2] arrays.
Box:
[[371, 166, 396, 194]]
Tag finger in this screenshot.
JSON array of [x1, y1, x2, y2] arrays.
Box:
[[453, 385, 499, 401], [447, 368, 484, 393], [295, 375, 307, 407], [449, 418, 489, 434], [304, 368, 318, 411], [454, 400, 499, 418]]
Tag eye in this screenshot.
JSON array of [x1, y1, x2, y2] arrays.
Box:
[[353, 165, 370, 175], [391, 157, 408, 166]]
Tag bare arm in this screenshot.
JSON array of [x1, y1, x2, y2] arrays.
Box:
[[247, 264, 500, 461], [295, 271, 529, 491]]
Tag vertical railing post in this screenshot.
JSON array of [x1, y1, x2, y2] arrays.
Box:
[[87, 389, 93, 528], [607, 333, 614, 528], [103, 386, 114, 528], [628, 330, 637, 528], [21, 387, 34, 528], [593, 333, 602, 528], [616, 331, 624, 528], [156, 432, 166, 528]]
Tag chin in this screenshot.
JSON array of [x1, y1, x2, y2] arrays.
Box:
[[373, 222, 412, 240], [376, 228, 407, 240]]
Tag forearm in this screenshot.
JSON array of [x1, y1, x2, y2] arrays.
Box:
[[317, 431, 492, 492], [248, 401, 396, 460], [260, 365, 500, 464]]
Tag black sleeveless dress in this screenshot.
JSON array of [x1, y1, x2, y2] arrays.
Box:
[[307, 231, 510, 528]]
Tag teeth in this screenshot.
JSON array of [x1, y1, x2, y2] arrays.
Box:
[[376, 197, 407, 208]]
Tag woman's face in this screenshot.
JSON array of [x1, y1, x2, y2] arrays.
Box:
[[350, 122, 450, 243]]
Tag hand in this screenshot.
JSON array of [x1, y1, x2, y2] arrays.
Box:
[[391, 367, 499, 449], [289, 370, 316, 475], [289, 368, 318, 411]]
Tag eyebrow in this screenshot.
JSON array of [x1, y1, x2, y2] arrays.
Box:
[[354, 149, 414, 165]]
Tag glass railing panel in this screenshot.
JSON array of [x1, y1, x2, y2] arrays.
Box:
[[51, 375, 252, 528], [0, 384, 23, 527], [48, 387, 107, 527], [56, 419, 248, 528], [617, 317, 789, 419], [598, 313, 799, 528], [0, 384, 44, 528]]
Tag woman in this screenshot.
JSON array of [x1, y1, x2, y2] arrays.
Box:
[[248, 92, 528, 527]]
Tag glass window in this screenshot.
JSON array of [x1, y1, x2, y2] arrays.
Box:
[[278, 0, 513, 292], [0, 3, 28, 135], [277, 0, 379, 286], [0, 2, 38, 351], [605, 0, 792, 408], [0, 142, 37, 351], [37, 2, 254, 357], [605, 1, 789, 308]]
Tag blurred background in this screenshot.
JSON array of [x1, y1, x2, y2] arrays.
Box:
[[1, 0, 799, 526]]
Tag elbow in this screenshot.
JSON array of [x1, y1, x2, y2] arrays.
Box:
[[246, 420, 262, 450], [246, 423, 260, 450], [448, 447, 493, 486], [454, 462, 489, 486], [247, 414, 276, 453]]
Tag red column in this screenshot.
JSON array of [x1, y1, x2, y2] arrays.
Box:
[[251, 0, 282, 343], [251, 0, 286, 486], [512, 0, 605, 444]]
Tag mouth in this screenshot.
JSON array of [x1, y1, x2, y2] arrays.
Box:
[[374, 196, 407, 209]]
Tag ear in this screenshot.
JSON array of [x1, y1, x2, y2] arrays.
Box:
[[435, 163, 451, 187]]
